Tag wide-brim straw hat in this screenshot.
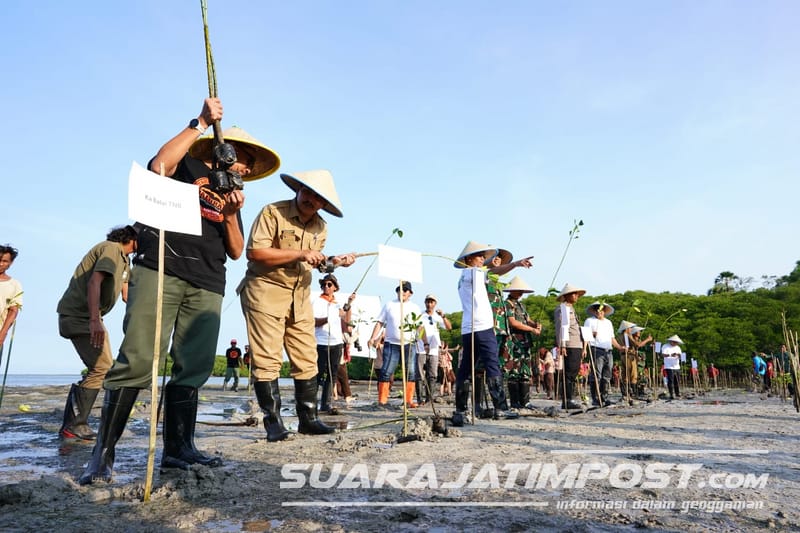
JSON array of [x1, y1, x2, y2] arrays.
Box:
[[666, 334, 684, 344], [585, 301, 615, 317], [485, 246, 513, 266], [189, 126, 280, 181], [617, 320, 636, 333], [556, 283, 586, 301], [280, 170, 343, 217], [503, 275, 534, 293], [454, 241, 498, 268]]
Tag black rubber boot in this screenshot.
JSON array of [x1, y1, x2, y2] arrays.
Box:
[[487, 376, 509, 418], [452, 380, 470, 427], [415, 379, 424, 404], [254, 380, 291, 442], [77, 387, 139, 485], [319, 376, 332, 413], [562, 381, 582, 410], [60, 384, 99, 441], [507, 379, 521, 409], [295, 378, 335, 435], [519, 381, 531, 407], [161, 385, 223, 469]]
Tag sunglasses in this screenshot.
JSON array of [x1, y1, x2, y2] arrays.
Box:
[[428, 317, 434, 325], [322, 282, 336, 288]]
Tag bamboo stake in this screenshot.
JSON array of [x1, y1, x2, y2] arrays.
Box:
[[143, 166, 167, 502]]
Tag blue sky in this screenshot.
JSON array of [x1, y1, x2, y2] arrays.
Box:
[[3, 1, 798, 374]]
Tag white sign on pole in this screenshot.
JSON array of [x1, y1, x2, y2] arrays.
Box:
[[377, 244, 423, 283], [128, 161, 202, 235]]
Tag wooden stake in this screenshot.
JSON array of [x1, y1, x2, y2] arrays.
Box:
[[144, 165, 167, 502]]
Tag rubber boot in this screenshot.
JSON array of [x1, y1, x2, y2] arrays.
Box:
[[452, 380, 470, 427], [254, 380, 291, 442], [319, 376, 332, 412], [77, 387, 139, 485], [590, 379, 601, 406], [474, 375, 493, 418], [161, 385, 223, 469], [563, 381, 582, 410], [415, 379, 424, 405], [405, 382, 418, 408], [377, 381, 391, 405], [487, 376, 510, 419], [507, 379, 521, 409], [295, 378, 335, 435], [519, 381, 531, 408], [60, 384, 99, 441]]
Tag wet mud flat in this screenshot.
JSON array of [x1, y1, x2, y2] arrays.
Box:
[[0, 383, 798, 532]]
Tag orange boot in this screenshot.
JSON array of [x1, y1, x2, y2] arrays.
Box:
[[377, 382, 390, 405], [405, 382, 418, 408]]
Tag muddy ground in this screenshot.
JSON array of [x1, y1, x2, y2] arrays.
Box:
[[0, 381, 797, 532]]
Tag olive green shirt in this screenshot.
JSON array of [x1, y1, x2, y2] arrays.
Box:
[[56, 241, 130, 318]]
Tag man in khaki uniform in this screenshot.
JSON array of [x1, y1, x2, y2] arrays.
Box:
[[239, 170, 356, 442]]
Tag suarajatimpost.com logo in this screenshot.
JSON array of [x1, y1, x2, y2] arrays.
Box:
[[280, 448, 768, 512]]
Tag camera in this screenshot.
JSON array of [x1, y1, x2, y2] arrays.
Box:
[[208, 142, 244, 194]]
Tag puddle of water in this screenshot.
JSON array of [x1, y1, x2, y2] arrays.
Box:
[[0, 448, 53, 461], [686, 400, 743, 405], [0, 431, 43, 446], [205, 518, 283, 532]]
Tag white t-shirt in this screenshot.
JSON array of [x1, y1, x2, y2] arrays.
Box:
[[662, 343, 682, 370], [459, 267, 493, 334], [0, 277, 23, 327], [417, 311, 445, 353], [584, 316, 615, 350], [313, 296, 344, 345], [376, 298, 422, 345]]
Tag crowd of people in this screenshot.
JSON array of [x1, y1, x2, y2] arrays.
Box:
[[1, 97, 797, 488]]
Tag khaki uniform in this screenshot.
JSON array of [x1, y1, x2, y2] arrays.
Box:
[[239, 199, 327, 381]]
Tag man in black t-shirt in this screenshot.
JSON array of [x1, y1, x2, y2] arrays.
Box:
[[79, 97, 279, 485], [224, 339, 243, 392]]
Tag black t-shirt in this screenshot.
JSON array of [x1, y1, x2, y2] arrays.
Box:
[[226, 347, 242, 367], [133, 155, 242, 295]]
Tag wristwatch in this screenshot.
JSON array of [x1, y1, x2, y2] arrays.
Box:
[[188, 118, 206, 133]]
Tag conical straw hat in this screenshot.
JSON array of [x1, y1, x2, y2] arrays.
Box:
[[556, 283, 586, 301], [503, 276, 534, 293], [189, 126, 280, 181], [485, 246, 513, 266], [617, 320, 636, 333], [280, 170, 343, 217], [666, 334, 684, 344], [454, 241, 497, 268], [585, 301, 615, 317]]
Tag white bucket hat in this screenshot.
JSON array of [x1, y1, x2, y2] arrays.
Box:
[[630, 326, 646, 334], [455, 241, 498, 268], [503, 276, 534, 294], [190, 126, 281, 181], [585, 301, 615, 317], [666, 334, 684, 344], [280, 169, 344, 217], [556, 283, 586, 302]]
